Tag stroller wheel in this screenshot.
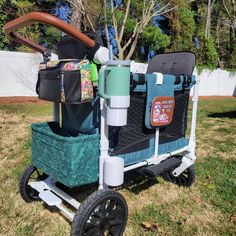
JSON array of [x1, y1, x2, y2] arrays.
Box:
[[162, 164, 195, 187], [71, 189, 128, 236], [19, 164, 47, 203]]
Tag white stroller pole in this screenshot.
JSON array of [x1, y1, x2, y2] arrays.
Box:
[[172, 77, 200, 176], [154, 128, 159, 158], [189, 77, 200, 154], [99, 97, 109, 190]]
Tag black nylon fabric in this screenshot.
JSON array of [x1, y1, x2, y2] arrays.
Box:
[[56, 32, 102, 136], [110, 90, 190, 155], [56, 32, 103, 60]]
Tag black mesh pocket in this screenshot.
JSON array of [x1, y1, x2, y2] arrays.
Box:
[[38, 69, 61, 102], [63, 71, 81, 103], [110, 95, 155, 155], [159, 90, 190, 142], [110, 90, 191, 155]]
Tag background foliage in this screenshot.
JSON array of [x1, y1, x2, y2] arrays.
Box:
[[0, 0, 236, 69]]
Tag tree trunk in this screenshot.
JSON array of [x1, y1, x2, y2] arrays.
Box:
[[216, 17, 223, 68], [205, 0, 212, 39], [70, 0, 82, 30]]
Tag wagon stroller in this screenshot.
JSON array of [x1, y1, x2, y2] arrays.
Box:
[[3, 12, 199, 235]]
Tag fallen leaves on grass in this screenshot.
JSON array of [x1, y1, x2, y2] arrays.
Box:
[[230, 215, 236, 224], [141, 221, 159, 232]]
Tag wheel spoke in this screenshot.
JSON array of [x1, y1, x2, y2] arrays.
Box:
[[84, 228, 101, 236], [35, 169, 40, 176], [179, 174, 187, 185], [93, 210, 104, 220], [99, 201, 107, 214], [108, 219, 124, 227], [106, 200, 116, 214], [107, 226, 121, 236], [85, 220, 100, 231], [29, 177, 38, 180], [27, 186, 38, 198], [108, 207, 124, 220]]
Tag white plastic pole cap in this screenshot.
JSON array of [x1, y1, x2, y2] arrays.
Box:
[[93, 46, 109, 64]]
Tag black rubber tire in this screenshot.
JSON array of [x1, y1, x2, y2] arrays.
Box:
[[162, 164, 196, 187], [71, 189, 128, 236], [19, 164, 47, 203]]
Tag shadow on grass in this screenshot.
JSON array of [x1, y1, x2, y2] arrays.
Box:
[[119, 170, 159, 194], [208, 111, 236, 119], [55, 170, 159, 204]]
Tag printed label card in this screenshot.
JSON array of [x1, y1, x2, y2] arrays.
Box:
[[151, 96, 175, 126]]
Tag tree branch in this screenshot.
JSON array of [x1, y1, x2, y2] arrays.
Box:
[[119, 0, 131, 41], [111, 0, 124, 59], [125, 33, 139, 60], [223, 0, 231, 20], [103, 0, 110, 48]]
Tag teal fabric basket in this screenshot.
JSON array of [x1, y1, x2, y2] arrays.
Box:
[[31, 122, 100, 188]]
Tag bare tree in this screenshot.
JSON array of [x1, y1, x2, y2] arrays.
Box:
[[107, 0, 176, 60], [66, 1, 194, 60], [69, 0, 82, 30], [205, 0, 216, 39], [222, 0, 236, 54], [66, 0, 176, 59], [67, 0, 98, 31]]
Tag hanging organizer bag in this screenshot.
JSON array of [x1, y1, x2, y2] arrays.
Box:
[[145, 74, 175, 129], [37, 59, 94, 104]]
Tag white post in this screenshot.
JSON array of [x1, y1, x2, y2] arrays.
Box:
[[154, 128, 159, 158], [99, 98, 109, 189], [189, 77, 200, 155], [172, 77, 200, 176]]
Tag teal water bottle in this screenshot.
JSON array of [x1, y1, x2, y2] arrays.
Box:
[[98, 60, 131, 126]]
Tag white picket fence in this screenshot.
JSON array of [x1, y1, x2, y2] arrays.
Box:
[[0, 51, 235, 97]]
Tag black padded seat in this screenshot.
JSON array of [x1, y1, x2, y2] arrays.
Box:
[[147, 51, 196, 76]]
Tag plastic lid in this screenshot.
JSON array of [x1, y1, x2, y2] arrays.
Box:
[[106, 60, 131, 66]]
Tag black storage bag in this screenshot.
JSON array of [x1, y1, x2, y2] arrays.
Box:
[[38, 68, 61, 102], [37, 67, 83, 104]]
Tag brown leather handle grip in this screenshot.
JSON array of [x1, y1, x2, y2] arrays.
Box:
[[3, 12, 95, 55]]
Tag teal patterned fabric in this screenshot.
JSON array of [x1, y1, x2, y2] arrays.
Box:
[[31, 122, 99, 188]]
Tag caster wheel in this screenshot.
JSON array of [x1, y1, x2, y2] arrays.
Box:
[[162, 164, 196, 187], [19, 164, 47, 203], [71, 189, 128, 236]]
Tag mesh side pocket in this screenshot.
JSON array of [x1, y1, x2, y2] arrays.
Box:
[[38, 69, 61, 102], [159, 90, 190, 140]]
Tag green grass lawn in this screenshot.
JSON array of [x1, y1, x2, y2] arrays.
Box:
[[0, 98, 235, 236]]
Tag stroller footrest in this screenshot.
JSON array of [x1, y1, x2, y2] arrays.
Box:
[[39, 190, 62, 206], [142, 157, 181, 177]]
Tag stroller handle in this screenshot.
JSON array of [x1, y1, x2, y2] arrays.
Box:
[[3, 12, 96, 56]]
